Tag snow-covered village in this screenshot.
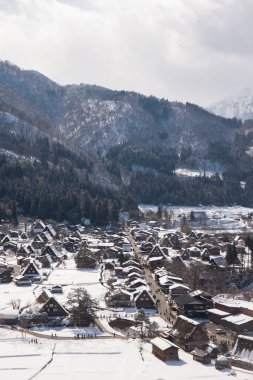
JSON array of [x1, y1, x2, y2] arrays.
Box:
[[0, 207, 253, 379], [2, 1, 253, 379]]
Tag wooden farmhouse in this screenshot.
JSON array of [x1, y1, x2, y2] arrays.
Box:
[[32, 234, 45, 249], [169, 283, 190, 299], [105, 289, 133, 307], [39, 254, 53, 268], [42, 245, 61, 261], [32, 220, 46, 235], [36, 289, 68, 319], [147, 245, 166, 269], [170, 315, 209, 352], [21, 260, 41, 279], [134, 288, 156, 309], [173, 294, 207, 318], [16, 245, 30, 257], [75, 253, 97, 269], [40, 231, 53, 243], [43, 224, 57, 238]]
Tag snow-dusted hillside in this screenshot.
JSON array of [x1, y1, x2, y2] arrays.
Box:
[[208, 88, 253, 121], [0, 60, 240, 156], [0, 60, 250, 211]]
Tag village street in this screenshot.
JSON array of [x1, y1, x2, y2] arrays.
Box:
[[128, 235, 177, 327], [128, 235, 236, 348]]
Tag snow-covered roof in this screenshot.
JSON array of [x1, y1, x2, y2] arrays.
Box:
[[178, 315, 200, 326], [213, 296, 253, 311], [221, 313, 253, 325], [169, 283, 190, 290], [151, 337, 178, 351], [97, 242, 114, 248], [207, 308, 231, 317], [237, 334, 253, 341], [159, 276, 174, 286], [148, 256, 164, 262]]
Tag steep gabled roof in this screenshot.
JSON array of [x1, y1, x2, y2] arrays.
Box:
[[43, 244, 60, 257], [122, 259, 140, 268], [171, 315, 200, 341], [134, 288, 155, 305], [33, 220, 46, 230], [21, 260, 40, 276], [39, 295, 68, 317], [147, 244, 165, 259], [44, 224, 57, 237]]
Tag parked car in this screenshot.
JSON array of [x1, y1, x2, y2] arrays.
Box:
[[215, 328, 226, 335]]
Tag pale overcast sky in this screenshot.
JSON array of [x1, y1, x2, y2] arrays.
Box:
[[0, 0, 253, 106]]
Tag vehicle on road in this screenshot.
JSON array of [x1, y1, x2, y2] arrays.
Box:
[[215, 328, 226, 335]]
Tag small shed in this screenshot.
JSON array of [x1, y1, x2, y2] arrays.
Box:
[[192, 348, 211, 364], [151, 337, 179, 361], [51, 285, 63, 294]]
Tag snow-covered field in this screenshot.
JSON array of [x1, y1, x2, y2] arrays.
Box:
[[0, 328, 252, 380], [0, 282, 37, 311], [139, 204, 253, 233], [175, 168, 217, 178], [139, 204, 253, 217], [30, 326, 107, 338], [0, 259, 107, 313], [44, 259, 107, 305]]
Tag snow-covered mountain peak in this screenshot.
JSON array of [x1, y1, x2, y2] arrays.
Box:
[[208, 88, 253, 121]]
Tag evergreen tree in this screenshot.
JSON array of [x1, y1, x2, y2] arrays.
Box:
[[66, 287, 96, 326], [244, 235, 253, 266], [190, 210, 195, 221], [156, 204, 163, 219], [219, 340, 229, 354], [225, 243, 238, 266]]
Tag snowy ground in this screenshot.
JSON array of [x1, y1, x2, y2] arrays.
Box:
[[139, 204, 253, 233], [0, 328, 252, 380], [0, 259, 108, 314], [175, 168, 218, 178], [0, 282, 37, 311], [30, 326, 108, 338], [43, 259, 107, 306], [139, 204, 253, 218]]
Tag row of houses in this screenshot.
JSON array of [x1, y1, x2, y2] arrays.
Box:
[[105, 258, 156, 310]]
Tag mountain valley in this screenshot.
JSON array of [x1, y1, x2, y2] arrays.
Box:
[[1, 60, 253, 223]]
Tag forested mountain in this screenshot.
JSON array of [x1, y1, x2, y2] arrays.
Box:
[[1, 60, 253, 224]]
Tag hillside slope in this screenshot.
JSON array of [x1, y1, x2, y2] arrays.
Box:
[[1, 60, 252, 222]]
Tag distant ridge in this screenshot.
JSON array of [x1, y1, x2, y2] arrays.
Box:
[[208, 88, 253, 122]]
